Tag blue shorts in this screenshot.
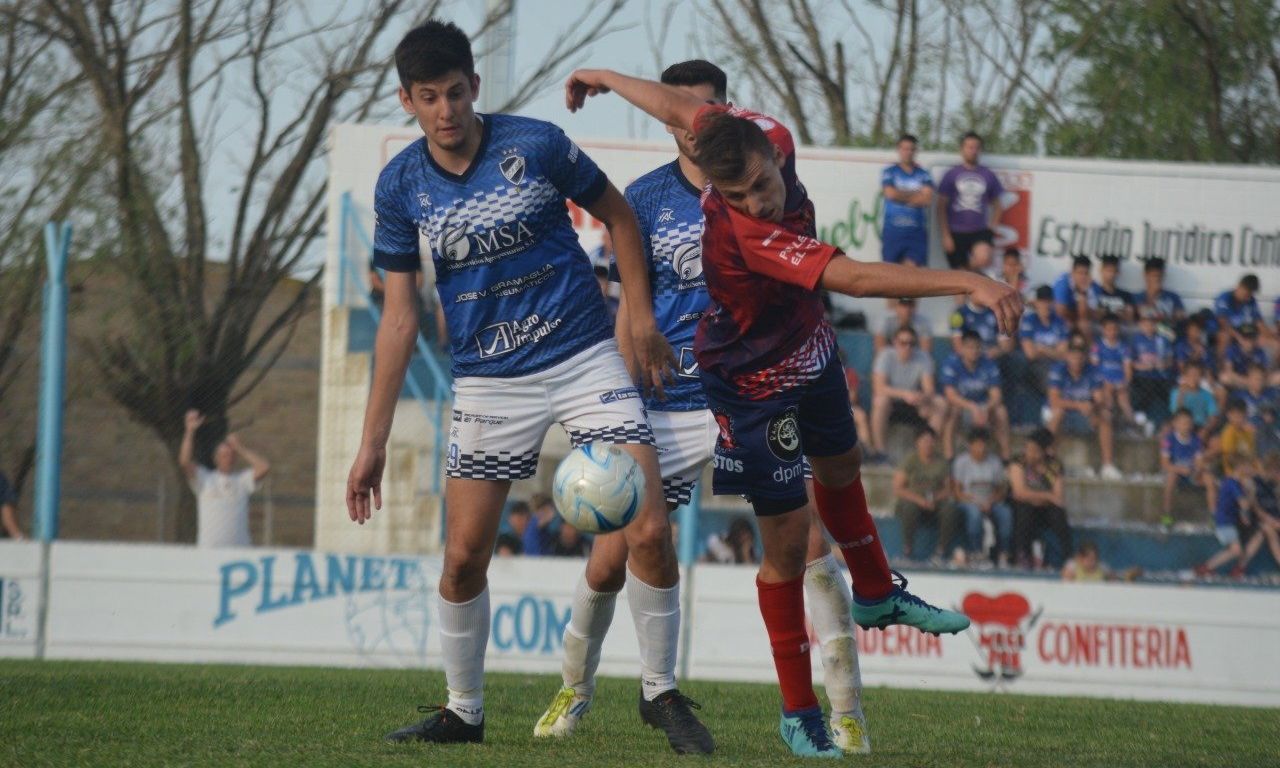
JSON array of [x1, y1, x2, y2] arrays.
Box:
[[882, 230, 928, 266], [701, 355, 858, 514], [1061, 410, 1093, 435]]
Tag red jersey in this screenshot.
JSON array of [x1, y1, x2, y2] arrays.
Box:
[[692, 105, 840, 399]]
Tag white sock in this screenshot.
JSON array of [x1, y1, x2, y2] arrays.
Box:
[[439, 587, 490, 725], [625, 568, 680, 701], [804, 554, 863, 717], [562, 573, 620, 699]]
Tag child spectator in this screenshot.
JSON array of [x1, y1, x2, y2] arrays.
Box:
[[941, 330, 1010, 460], [1220, 324, 1268, 391], [1049, 335, 1120, 480], [951, 428, 1013, 567], [875, 297, 933, 354], [1134, 257, 1185, 329], [1237, 364, 1277, 427], [1020, 285, 1070, 386], [892, 427, 961, 563], [1052, 255, 1093, 331], [1216, 399, 1256, 475], [1161, 408, 1210, 519], [1000, 247, 1031, 300], [1009, 428, 1072, 569], [1087, 255, 1134, 325], [1092, 314, 1136, 426], [1130, 306, 1175, 428], [1169, 361, 1218, 437], [1061, 541, 1107, 582], [1174, 314, 1217, 379]]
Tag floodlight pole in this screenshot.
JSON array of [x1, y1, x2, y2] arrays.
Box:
[[35, 221, 71, 542]]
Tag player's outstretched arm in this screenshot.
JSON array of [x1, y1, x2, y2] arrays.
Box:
[[565, 69, 704, 133], [819, 256, 1024, 335], [347, 271, 419, 524]]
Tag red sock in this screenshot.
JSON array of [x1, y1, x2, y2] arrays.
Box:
[[812, 476, 894, 599], [756, 575, 818, 713]]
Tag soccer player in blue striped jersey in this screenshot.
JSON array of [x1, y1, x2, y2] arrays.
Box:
[[345, 21, 691, 748], [880, 134, 934, 266], [534, 60, 869, 755]]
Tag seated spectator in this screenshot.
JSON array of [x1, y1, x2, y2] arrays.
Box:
[[1009, 428, 1073, 569], [1092, 314, 1136, 426], [951, 428, 1013, 567], [1214, 273, 1264, 355], [1052, 255, 1093, 331], [951, 300, 1013, 359], [1134, 257, 1185, 330], [892, 426, 961, 562], [941, 330, 1010, 460], [875, 297, 933, 354], [1169, 361, 1218, 437], [552, 522, 591, 557], [1130, 306, 1175, 429], [1220, 323, 1268, 391], [1049, 335, 1120, 479], [1061, 541, 1107, 582], [496, 501, 531, 556], [1086, 255, 1134, 326], [1000, 247, 1031, 300], [1019, 285, 1070, 388], [1161, 408, 1211, 519], [1174, 314, 1218, 380], [1206, 398, 1256, 480], [1196, 457, 1280, 578], [523, 493, 559, 556], [870, 325, 945, 460], [0, 464, 22, 540], [704, 516, 759, 564], [1237, 364, 1278, 426]]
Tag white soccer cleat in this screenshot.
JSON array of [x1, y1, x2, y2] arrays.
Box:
[[1100, 463, 1123, 481], [831, 711, 871, 755], [533, 686, 591, 738]]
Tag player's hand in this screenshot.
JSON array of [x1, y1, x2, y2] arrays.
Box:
[[184, 409, 204, 432], [565, 69, 611, 112], [632, 325, 678, 400], [968, 277, 1023, 336], [346, 443, 386, 525]]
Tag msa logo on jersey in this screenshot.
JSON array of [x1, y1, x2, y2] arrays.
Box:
[[499, 152, 526, 185], [671, 242, 703, 282], [475, 313, 564, 359], [437, 220, 534, 263]]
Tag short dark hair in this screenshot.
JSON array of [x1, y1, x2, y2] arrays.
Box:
[[1184, 360, 1203, 373], [898, 133, 918, 145], [1077, 541, 1099, 558], [961, 131, 983, 146], [895, 324, 919, 341], [1226, 397, 1247, 414], [508, 500, 530, 517], [1100, 254, 1120, 268], [1035, 285, 1054, 301], [1003, 246, 1021, 260], [1247, 362, 1267, 376], [1144, 257, 1166, 273], [1030, 427, 1055, 449], [1173, 407, 1193, 420], [916, 425, 937, 441], [1072, 255, 1092, 270], [395, 20, 474, 90], [1240, 274, 1260, 292], [968, 427, 991, 444], [1101, 312, 1121, 326], [960, 329, 982, 344], [693, 111, 773, 182], [661, 60, 727, 101]]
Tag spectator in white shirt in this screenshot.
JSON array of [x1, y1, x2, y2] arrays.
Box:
[[179, 410, 271, 548]]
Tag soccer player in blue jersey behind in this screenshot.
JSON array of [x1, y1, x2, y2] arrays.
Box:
[[345, 21, 692, 747], [880, 134, 934, 266], [533, 60, 870, 755]]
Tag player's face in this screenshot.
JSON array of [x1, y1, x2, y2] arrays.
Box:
[[896, 139, 916, 166], [711, 145, 787, 223], [961, 137, 982, 164], [400, 71, 480, 152], [669, 83, 722, 159]]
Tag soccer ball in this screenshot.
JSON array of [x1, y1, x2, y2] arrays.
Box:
[[552, 443, 644, 534]]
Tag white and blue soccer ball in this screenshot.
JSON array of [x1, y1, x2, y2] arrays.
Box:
[[552, 443, 644, 534]]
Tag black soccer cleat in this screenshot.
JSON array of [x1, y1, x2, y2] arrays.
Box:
[[638, 689, 716, 755], [385, 705, 484, 744]]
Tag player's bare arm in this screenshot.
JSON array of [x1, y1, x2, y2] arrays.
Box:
[[819, 257, 1023, 335], [566, 69, 704, 133], [586, 182, 677, 398], [346, 271, 418, 524]]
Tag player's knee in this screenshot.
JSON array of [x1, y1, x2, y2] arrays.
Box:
[[811, 448, 861, 488], [441, 543, 489, 592], [625, 515, 672, 557]]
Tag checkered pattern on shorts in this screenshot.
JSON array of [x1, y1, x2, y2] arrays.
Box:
[[663, 476, 697, 506], [447, 450, 540, 481], [564, 419, 655, 448]]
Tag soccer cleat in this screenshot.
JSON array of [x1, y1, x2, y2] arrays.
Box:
[[637, 689, 715, 754], [853, 572, 971, 634], [831, 711, 872, 755], [533, 685, 591, 738], [779, 706, 842, 758], [384, 705, 483, 744]]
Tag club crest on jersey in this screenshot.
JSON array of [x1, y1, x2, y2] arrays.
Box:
[[766, 406, 802, 462], [499, 151, 526, 185], [671, 242, 703, 281]]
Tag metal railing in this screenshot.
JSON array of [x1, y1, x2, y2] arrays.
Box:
[[336, 191, 451, 494]]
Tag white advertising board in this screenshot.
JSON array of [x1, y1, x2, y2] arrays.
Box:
[[32, 541, 1280, 707], [0, 540, 41, 659]]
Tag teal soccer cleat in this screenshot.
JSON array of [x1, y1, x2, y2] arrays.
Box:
[[779, 706, 842, 758], [852, 572, 971, 635]]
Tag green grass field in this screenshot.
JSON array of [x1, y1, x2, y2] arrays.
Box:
[[2, 660, 1274, 767]]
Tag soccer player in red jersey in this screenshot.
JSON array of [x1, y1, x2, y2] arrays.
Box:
[[564, 69, 1022, 757]]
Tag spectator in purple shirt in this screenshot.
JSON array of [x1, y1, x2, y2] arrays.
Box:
[[936, 132, 1004, 273]]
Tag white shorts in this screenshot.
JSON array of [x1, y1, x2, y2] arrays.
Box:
[[649, 409, 718, 506], [447, 340, 654, 481]]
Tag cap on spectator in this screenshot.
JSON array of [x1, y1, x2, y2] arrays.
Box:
[[1240, 323, 1259, 338], [1034, 285, 1053, 301], [1100, 254, 1120, 268], [1144, 257, 1166, 273], [1030, 427, 1055, 449]]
